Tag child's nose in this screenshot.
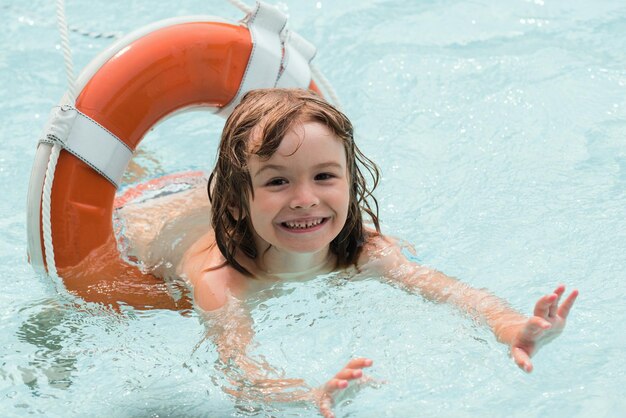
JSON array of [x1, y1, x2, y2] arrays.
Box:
[[289, 185, 319, 209]]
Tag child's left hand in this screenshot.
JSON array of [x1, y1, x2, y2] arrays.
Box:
[[509, 285, 578, 373], [314, 358, 374, 418]]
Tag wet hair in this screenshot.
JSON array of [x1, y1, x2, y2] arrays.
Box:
[[208, 88, 380, 275]]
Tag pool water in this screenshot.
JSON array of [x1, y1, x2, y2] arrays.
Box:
[[2, 0, 625, 417]]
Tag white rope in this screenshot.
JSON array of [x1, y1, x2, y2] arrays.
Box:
[[41, 0, 77, 277], [41, 143, 62, 278], [226, 0, 253, 14], [55, 0, 76, 102], [311, 63, 342, 109]]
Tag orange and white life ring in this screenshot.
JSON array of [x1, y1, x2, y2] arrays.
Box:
[[27, 2, 329, 288]]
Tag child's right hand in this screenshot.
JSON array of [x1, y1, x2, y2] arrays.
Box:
[[509, 285, 578, 373], [314, 358, 374, 418]]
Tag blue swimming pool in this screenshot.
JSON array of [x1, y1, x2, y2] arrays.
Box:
[[2, 0, 625, 416]]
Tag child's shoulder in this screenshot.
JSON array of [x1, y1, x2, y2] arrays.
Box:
[[179, 230, 248, 311], [192, 266, 246, 311], [358, 229, 409, 275], [361, 228, 402, 254]]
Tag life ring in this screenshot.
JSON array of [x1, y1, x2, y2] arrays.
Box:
[[26, 3, 328, 302]]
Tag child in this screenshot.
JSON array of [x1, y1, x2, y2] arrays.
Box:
[[119, 88, 578, 417]]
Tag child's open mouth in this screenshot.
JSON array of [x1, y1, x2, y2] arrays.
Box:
[[280, 217, 328, 231]]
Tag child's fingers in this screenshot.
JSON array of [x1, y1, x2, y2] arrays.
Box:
[[534, 294, 556, 318], [549, 285, 565, 317], [511, 347, 533, 373], [325, 378, 349, 391], [557, 289, 578, 319], [525, 317, 551, 338], [320, 408, 335, 418], [547, 300, 557, 317], [320, 408, 334, 418], [334, 368, 363, 381], [324, 358, 373, 394], [553, 284, 566, 297], [317, 393, 334, 418], [517, 317, 551, 342], [345, 358, 373, 370]]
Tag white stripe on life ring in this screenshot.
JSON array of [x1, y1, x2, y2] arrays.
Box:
[[40, 106, 133, 187]]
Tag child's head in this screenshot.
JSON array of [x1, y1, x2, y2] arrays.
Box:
[[209, 88, 380, 275]]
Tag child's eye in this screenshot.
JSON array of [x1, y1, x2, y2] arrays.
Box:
[[315, 172, 336, 181], [266, 178, 288, 187]]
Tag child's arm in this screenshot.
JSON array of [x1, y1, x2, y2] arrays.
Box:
[[195, 273, 372, 417], [360, 235, 578, 373]]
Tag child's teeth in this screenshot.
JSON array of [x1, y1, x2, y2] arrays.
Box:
[[285, 219, 323, 229]]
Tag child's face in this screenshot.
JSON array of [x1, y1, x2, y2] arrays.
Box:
[[247, 121, 350, 256]]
